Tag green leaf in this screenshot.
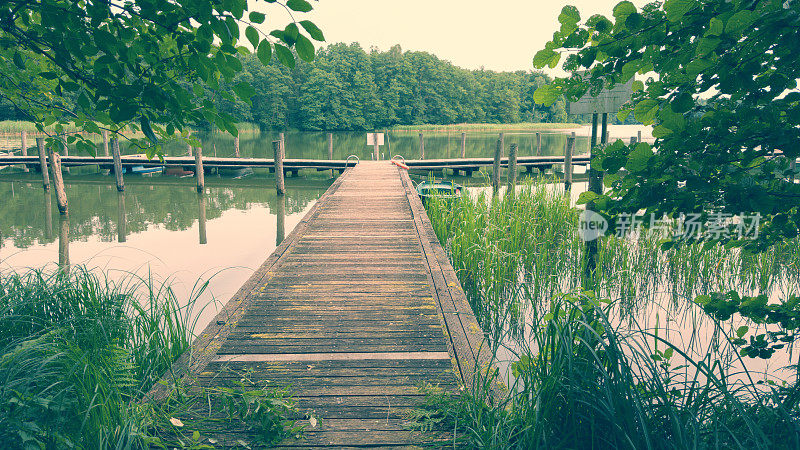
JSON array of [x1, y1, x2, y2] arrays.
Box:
[[233, 81, 256, 101], [140, 115, 158, 144], [705, 17, 724, 36], [577, 190, 600, 205], [633, 98, 659, 124], [533, 84, 561, 106], [532, 49, 559, 69], [736, 326, 749, 338], [558, 5, 580, 26], [612, 1, 636, 21], [652, 125, 673, 138], [632, 80, 644, 92], [245, 26, 259, 48], [686, 58, 713, 75], [664, 0, 694, 22], [295, 35, 315, 62], [13, 52, 25, 69], [257, 40, 272, 65], [726, 10, 756, 35], [300, 20, 325, 41], [626, 143, 654, 172], [249, 11, 266, 24], [695, 38, 720, 57], [286, 0, 312, 12], [274, 44, 295, 68]]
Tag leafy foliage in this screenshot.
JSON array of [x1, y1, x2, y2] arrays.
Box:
[[0, 0, 324, 157], [533, 0, 800, 251]]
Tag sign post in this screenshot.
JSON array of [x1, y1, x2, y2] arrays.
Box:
[[568, 77, 633, 289], [366, 133, 384, 161]]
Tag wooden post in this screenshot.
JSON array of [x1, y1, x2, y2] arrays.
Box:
[[112, 138, 124, 192], [630, 136, 638, 145], [36, 138, 50, 191], [279, 132, 285, 158], [492, 138, 502, 196], [373, 132, 379, 161], [273, 140, 285, 195], [43, 190, 53, 240], [46, 147, 68, 215], [328, 132, 334, 177], [117, 192, 127, 243], [102, 130, 109, 156], [198, 192, 207, 245], [276, 194, 286, 245], [60, 140, 70, 174], [605, 130, 610, 144], [499, 133, 505, 157], [583, 113, 602, 289], [419, 133, 425, 160], [194, 143, 205, 192], [58, 215, 70, 275], [637, 130, 642, 143], [507, 143, 518, 198], [234, 136, 240, 157], [565, 132, 575, 191], [460, 132, 466, 158], [536, 132, 542, 156]]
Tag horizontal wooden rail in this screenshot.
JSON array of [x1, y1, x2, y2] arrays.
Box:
[[0, 155, 356, 170]]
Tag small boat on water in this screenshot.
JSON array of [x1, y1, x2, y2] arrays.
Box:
[[163, 167, 194, 177], [127, 165, 163, 176], [416, 179, 463, 202]]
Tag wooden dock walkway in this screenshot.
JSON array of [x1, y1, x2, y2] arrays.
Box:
[[153, 161, 491, 447]]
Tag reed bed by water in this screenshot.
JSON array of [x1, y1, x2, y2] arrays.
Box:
[[390, 122, 582, 132], [420, 178, 800, 448], [0, 267, 298, 449]]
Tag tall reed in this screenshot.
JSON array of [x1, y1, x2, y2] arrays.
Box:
[[420, 178, 800, 448]]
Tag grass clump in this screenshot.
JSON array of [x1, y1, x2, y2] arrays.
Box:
[[420, 178, 800, 449], [0, 267, 298, 449]]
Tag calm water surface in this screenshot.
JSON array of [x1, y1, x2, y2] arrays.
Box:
[[0, 125, 645, 336]]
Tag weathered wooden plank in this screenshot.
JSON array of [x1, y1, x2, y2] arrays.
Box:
[[146, 162, 499, 448]]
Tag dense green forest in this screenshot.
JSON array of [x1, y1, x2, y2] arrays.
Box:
[[0, 43, 569, 131]]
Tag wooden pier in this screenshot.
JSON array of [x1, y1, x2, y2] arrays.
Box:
[[151, 161, 492, 447]]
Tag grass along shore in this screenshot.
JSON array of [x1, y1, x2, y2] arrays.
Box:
[[0, 267, 300, 449], [420, 178, 800, 448]]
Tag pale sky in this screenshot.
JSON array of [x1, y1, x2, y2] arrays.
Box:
[[298, 0, 651, 72]]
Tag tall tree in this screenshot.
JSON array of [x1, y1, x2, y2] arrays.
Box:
[[0, 0, 324, 156]]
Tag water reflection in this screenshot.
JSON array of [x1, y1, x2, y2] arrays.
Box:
[[198, 192, 207, 245], [43, 190, 52, 240], [276, 195, 285, 245], [58, 214, 69, 274], [0, 175, 332, 248], [117, 192, 127, 243]]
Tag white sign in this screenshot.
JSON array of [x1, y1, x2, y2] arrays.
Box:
[[366, 133, 384, 146], [567, 78, 634, 115]]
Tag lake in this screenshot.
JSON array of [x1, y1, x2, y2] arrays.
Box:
[[0, 126, 621, 334]]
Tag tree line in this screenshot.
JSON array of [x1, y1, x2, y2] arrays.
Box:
[[1, 43, 571, 131], [222, 43, 569, 131]]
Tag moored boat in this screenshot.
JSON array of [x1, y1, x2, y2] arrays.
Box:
[[416, 179, 463, 202]]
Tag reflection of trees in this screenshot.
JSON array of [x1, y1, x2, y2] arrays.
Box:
[[158, 131, 579, 161], [0, 176, 331, 249]]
